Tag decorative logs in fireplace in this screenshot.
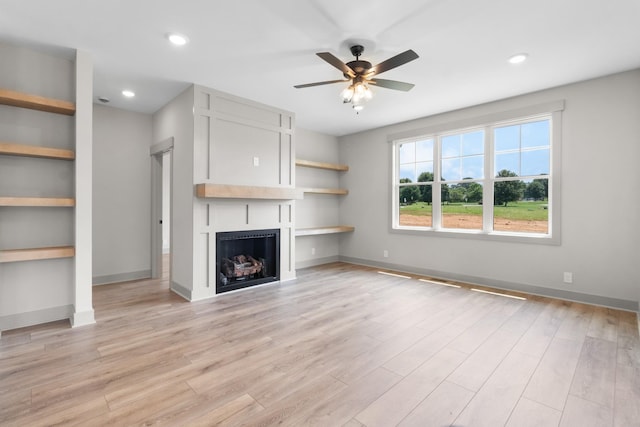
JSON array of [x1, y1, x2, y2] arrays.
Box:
[[221, 255, 265, 282]]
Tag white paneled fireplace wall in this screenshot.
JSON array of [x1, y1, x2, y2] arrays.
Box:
[[153, 85, 296, 301]]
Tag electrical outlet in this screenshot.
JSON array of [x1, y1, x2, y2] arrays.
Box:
[[383, 250, 389, 258], [253, 156, 259, 166], [563, 272, 573, 284], [311, 247, 316, 255]]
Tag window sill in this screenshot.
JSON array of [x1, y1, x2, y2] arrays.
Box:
[[390, 226, 560, 245]]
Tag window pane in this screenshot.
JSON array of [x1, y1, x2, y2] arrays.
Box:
[[416, 162, 433, 181], [399, 142, 415, 164], [462, 155, 483, 179], [441, 135, 460, 158], [442, 182, 483, 230], [442, 158, 460, 181], [495, 125, 519, 151], [493, 179, 548, 234], [521, 148, 549, 176], [495, 152, 519, 176], [399, 164, 415, 183], [399, 185, 432, 227], [462, 131, 484, 156], [416, 139, 433, 162], [522, 120, 550, 149]]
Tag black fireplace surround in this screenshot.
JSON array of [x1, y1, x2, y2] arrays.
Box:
[[216, 228, 280, 294]]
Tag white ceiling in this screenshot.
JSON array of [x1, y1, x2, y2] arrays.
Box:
[[1, 0, 639, 136]]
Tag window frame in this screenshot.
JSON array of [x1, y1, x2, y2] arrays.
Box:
[[390, 101, 563, 245]]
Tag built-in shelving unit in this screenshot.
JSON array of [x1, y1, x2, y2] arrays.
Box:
[[295, 158, 353, 239], [0, 88, 76, 268], [302, 187, 348, 195], [0, 197, 75, 207], [0, 142, 75, 160], [296, 159, 349, 172], [196, 183, 303, 200], [0, 246, 75, 263], [0, 88, 76, 116], [295, 226, 355, 237]]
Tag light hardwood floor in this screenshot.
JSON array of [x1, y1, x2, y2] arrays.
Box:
[[1, 262, 639, 426]]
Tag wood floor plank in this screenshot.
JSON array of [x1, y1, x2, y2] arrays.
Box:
[[569, 336, 617, 408], [301, 367, 401, 426], [453, 349, 540, 427], [397, 380, 475, 427], [505, 397, 562, 427], [522, 337, 585, 410], [355, 348, 467, 427], [560, 395, 613, 427], [613, 364, 640, 427]]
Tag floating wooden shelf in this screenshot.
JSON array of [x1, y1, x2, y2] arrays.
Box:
[[295, 226, 355, 236], [0, 246, 75, 263], [302, 187, 348, 195], [196, 183, 302, 200], [296, 159, 349, 172], [0, 197, 75, 207], [0, 88, 76, 116], [0, 142, 74, 160]]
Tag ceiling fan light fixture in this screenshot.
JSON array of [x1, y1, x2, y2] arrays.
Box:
[[341, 86, 354, 102]]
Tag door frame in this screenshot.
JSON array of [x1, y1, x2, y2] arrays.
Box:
[[150, 137, 174, 279]]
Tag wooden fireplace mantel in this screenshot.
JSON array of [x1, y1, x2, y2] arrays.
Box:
[[195, 183, 303, 200]]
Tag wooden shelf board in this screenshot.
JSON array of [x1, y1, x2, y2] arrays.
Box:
[[296, 159, 349, 172], [295, 226, 355, 236], [196, 183, 302, 200], [0, 246, 75, 263], [0, 88, 75, 116], [0, 142, 74, 160], [0, 197, 75, 207], [302, 187, 348, 195]]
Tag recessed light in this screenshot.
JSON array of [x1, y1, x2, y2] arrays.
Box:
[[167, 33, 189, 46], [122, 90, 135, 98], [508, 53, 528, 64]]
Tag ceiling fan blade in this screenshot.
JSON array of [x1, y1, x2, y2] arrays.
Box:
[[294, 79, 350, 89], [316, 52, 356, 78], [370, 49, 419, 76], [369, 78, 415, 91]]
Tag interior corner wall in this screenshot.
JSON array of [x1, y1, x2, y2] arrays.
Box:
[[152, 86, 195, 298], [338, 69, 640, 311], [92, 104, 153, 284], [295, 128, 342, 268]]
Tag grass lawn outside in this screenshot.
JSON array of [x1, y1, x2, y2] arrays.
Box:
[[399, 201, 548, 232]]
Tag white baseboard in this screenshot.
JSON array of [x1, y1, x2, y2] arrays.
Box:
[[0, 304, 72, 335]]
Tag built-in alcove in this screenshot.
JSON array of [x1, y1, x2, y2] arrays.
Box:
[[216, 228, 280, 294]]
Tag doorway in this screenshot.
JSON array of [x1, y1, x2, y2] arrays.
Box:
[[150, 138, 173, 281]]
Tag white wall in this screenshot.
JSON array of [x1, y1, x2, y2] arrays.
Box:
[[92, 105, 153, 284], [295, 128, 342, 267], [339, 70, 640, 311]]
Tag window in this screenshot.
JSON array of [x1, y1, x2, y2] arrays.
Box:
[[393, 106, 561, 243]]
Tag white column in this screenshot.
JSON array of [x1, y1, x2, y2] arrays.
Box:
[[72, 49, 95, 327]]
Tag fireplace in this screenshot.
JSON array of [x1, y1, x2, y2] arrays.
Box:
[[216, 228, 280, 294]]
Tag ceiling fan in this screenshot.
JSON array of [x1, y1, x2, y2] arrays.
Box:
[[294, 45, 419, 111]]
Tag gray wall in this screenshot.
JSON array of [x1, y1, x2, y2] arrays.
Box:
[[92, 105, 153, 284], [339, 70, 640, 311], [152, 86, 195, 295], [295, 128, 342, 267]]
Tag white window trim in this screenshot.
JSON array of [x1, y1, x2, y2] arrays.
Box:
[[389, 101, 563, 245]]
